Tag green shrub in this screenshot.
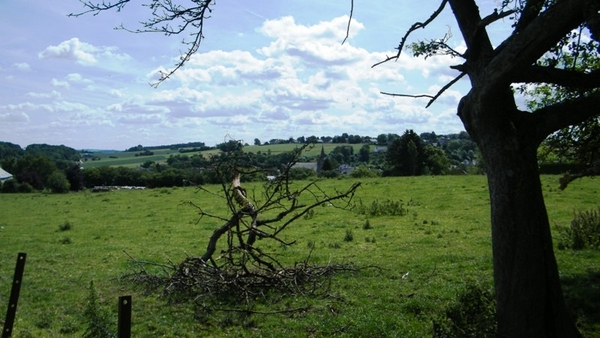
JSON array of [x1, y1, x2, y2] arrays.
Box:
[[47, 171, 71, 193], [362, 219, 372, 230], [1, 179, 19, 193], [432, 281, 496, 338], [18, 182, 35, 193], [557, 206, 600, 250]]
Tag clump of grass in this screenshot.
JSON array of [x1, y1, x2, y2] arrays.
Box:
[[432, 281, 496, 338], [344, 230, 354, 242], [362, 219, 372, 230], [355, 198, 408, 217], [58, 221, 73, 231], [557, 206, 600, 250], [304, 208, 315, 220], [59, 237, 73, 244]]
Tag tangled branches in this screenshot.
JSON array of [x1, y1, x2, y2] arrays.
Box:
[[166, 257, 357, 307], [124, 143, 363, 313]]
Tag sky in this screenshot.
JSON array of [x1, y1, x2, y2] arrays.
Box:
[[0, 0, 507, 150]]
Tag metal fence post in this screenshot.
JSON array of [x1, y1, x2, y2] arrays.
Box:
[[3, 252, 27, 338], [117, 295, 131, 338]]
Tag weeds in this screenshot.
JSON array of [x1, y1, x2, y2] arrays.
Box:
[[432, 281, 496, 338], [355, 198, 408, 217], [557, 206, 600, 250], [83, 281, 115, 338]]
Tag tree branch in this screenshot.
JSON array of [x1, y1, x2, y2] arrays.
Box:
[[70, 0, 215, 87], [514, 66, 600, 89], [342, 0, 354, 45], [381, 72, 466, 108], [372, 0, 448, 68], [479, 0, 586, 96], [514, 0, 545, 33], [533, 91, 600, 142]]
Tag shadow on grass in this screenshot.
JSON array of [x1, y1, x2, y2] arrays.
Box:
[[561, 269, 600, 334]]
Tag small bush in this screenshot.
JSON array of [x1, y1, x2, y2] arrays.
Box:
[[432, 281, 496, 338], [362, 219, 372, 230], [557, 206, 600, 250]]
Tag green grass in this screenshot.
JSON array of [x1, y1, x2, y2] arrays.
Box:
[[81, 143, 369, 169], [0, 175, 598, 336], [82, 148, 180, 168]]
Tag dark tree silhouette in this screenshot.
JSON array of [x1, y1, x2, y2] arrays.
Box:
[[384, 1, 599, 336]]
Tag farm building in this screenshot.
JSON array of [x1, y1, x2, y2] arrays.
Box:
[[0, 168, 13, 182]]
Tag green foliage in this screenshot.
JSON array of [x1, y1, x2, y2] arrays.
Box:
[[432, 281, 497, 338], [356, 198, 408, 217], [350, 165, 378, 178], [0, 179, 18, 193], [83, 281, 115, 338], [362, 219, 372, 230], [386, 130, 425, 176], [0, 141, 24, 159], [47, 170, 71, 193], [557, 206, 600, 250]]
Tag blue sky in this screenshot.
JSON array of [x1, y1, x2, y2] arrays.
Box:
[[0, 0, 505, 150]]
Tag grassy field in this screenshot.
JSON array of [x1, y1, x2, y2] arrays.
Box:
[[81, 143, 369, 168], [0, 175, 599, 337]]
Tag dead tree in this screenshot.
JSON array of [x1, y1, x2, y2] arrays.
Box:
[[162, 143, 360, 304]]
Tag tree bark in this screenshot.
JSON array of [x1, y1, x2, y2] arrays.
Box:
[[458, 93, 581, 337]]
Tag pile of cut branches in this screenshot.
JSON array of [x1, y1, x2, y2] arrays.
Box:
[[165, 257, 357, 305]]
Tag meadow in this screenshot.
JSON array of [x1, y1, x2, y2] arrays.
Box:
[[1, 175, 599, 337], [81, 143, 367, 168]]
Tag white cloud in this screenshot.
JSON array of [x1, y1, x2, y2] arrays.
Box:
[[38, 38, 131, 66], [13, 62, 31, 71], [0, 111, 30, 123]]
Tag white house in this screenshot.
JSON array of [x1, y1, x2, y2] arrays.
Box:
[[0, 168, 13, 182]]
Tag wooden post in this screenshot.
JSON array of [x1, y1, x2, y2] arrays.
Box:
[[117, 295, 131, 338], [3, 253, 26, 338]]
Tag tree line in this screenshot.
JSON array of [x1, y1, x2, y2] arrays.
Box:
[[0, 128, 582, 193]]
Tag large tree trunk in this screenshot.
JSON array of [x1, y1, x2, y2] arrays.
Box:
[[461, 95, 581, 337]]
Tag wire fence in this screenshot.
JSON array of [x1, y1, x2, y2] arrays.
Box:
[[2, 253, 131, 338]]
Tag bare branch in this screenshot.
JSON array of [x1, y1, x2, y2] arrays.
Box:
[[479, 9, 517, 29], [342, 0, 354, 45], [70, 0, 215, 87], [381, 72, 466, 108], [372, 0, 449, 68], [381, 93, 434, 99], [68, 0, 131, 17]]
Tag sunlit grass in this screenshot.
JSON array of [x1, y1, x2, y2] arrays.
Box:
[[0, 175, 598, 336]]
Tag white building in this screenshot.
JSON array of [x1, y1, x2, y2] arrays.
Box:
[[0, 168, 13, 182]]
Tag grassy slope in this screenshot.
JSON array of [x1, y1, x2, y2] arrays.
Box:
[[81, 143, 368, 168], [0, 175, 598, 337]]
